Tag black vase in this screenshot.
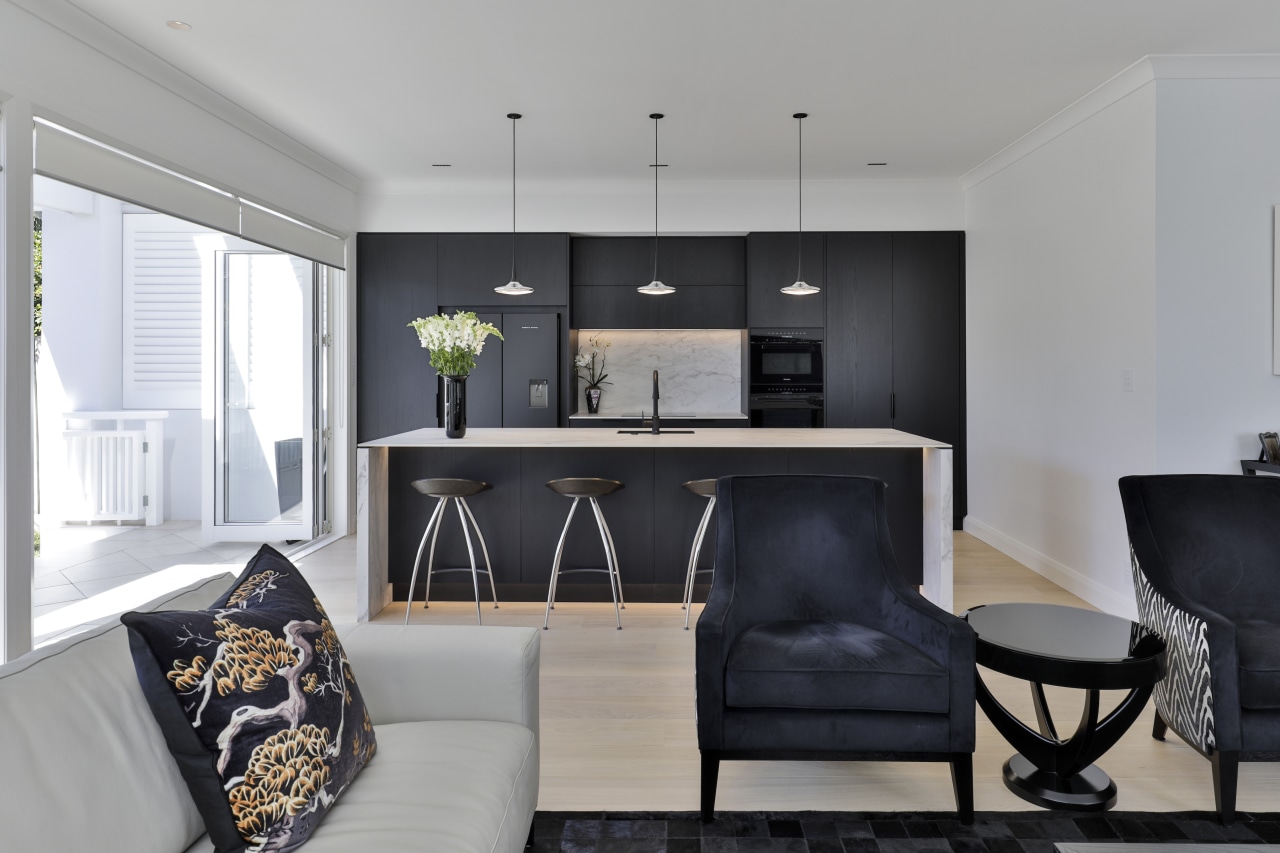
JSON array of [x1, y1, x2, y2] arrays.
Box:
[[586, 385, 602, 415], [443, 375, 467, 439]]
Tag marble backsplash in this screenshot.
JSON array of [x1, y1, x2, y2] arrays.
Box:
[[575, 329, 744, 415]]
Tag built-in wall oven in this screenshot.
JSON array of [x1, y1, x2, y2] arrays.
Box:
[[748, 328, 824, 428]]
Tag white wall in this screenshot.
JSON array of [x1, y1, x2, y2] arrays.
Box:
[[1154, 78, 1280, 474], [360, 177, 964, 233], [964, 83, 1159, 616]]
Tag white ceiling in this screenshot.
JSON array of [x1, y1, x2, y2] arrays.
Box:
[[61, 0, 1280, 188]]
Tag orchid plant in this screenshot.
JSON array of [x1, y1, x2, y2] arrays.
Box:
[[574, 332, 612, 388], [408, 310, 503, 376]]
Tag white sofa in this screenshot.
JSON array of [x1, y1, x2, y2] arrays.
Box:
[[0, 573, 540, 853]]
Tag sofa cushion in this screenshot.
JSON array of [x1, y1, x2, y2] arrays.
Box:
[[0, 572, 237, 853], [123, 545, 376, 853], [1239, 619, 1280, 710], [182, 720, 538, 853], [725, 620, 949, 712]]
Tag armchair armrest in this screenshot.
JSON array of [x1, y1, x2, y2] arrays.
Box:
[[1129, 549, 1241, 751], [336, 624, 539, 734]]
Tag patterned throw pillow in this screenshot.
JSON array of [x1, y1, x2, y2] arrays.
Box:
[[122, 545, 377, 853]]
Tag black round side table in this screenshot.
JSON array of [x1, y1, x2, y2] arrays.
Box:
[[963, 602, 1167, 811]]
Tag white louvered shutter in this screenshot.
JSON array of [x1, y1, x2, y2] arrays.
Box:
[[123, 214, 210, 408]]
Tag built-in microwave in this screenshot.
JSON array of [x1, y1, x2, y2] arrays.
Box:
[[749, 328, 823, 392]]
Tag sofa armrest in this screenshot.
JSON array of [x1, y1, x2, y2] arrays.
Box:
[[336, 624, 539, 734]]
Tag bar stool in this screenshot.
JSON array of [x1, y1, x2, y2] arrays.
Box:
[[404, 478, 498, 625], [544, 478, 625, 630], [681, 479, 717, 629]]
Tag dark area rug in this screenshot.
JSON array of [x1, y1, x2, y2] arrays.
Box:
[[531, 810, 1280, 853]]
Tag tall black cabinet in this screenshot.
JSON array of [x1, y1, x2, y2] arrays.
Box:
[[824, 231, 965, 524]]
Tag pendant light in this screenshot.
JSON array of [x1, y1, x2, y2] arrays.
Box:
[[637, 113, 675, 296], [494, 113, 534, 296], [780, 112, 820, 296]]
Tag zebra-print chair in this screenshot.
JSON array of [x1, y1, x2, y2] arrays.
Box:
[[1120, 474, 1280, 824]]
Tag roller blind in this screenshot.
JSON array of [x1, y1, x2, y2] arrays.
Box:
[[34, 120, 346, 269]]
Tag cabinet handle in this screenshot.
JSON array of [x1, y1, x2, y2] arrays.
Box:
[[890, 393, 896, 420]]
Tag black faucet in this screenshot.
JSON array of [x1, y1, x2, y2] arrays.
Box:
[[651, 369, 660, 435]]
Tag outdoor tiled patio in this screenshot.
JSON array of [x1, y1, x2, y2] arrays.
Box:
[[32, 519, 283, 618]]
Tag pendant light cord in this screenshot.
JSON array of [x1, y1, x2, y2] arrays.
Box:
[[653, 115, 659, 282], [796, 114, 804, 283], [511, 115, 518, 282]]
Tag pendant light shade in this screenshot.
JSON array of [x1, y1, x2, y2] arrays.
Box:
[[781, 112, 820, 296], [638, 113, 676, 295], [494, 113, 534, 296]]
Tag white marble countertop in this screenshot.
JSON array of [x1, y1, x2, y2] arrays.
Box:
[[568, 411, 748, 420], [359, 427, 950, 449]]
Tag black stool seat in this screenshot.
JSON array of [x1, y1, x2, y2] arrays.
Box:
[[412, 478, 492, 498], [683, 478, 717, 498], [546, 478, 624, 498]]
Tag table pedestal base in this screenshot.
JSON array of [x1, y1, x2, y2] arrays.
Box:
[[1003, 753, 1117, 811]]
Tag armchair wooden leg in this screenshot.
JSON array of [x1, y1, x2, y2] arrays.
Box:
[[1212, 750, 1239, 825], [949, 753, 974, 825], [1152, 709, 1168, 741], [700, 751, 720, 823]]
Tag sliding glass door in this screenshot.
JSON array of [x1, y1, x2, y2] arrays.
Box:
[[206, 250, 321, 541]]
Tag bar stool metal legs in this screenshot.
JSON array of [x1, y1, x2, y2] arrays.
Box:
[[681, 479, 718, 629], [404, 479, 498, 625], [544, 477, 626, 630], [683, 494, 716, 629]]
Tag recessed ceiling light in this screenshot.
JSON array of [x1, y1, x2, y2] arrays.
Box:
[[166, 20, 192, 31], [867, 162, 888, 166]]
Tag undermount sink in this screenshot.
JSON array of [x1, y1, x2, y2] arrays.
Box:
[[616, 429, 696, 435]]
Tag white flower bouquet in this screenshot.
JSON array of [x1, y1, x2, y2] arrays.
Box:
[[408, 311, 503, 376]]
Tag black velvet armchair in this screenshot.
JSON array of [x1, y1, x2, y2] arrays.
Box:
[[1120, 474, 1280, 823], [695, 475, 976, 822]]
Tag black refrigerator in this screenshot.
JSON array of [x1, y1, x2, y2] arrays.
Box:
[[442, 312, 559, 428]]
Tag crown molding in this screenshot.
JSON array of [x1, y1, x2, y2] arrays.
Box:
[[961, 57, 1156, 190], [8, 0, 362, 192], [962, 54, 1280, 190]]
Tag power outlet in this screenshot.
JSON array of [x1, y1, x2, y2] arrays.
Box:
[[1122, 368, 1134, 393]]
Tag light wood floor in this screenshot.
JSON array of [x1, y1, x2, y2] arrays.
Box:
[[299, 532, 1280, 814]]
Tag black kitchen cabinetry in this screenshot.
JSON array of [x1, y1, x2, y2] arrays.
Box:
[[892, 232, 964, 526], [570, 236, 746, 329], [747, 232, 825, 328], [824, 233, 893, 428], [438, 233, 569, 306], [358, 233, 571, 438], [571, 285, 744, 329], [824, 231, 965, 524], [572, 236, 745, 287], [356, 233, 438, 444]]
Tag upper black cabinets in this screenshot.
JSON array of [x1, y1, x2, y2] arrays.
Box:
[[438, 233, 569, 306], [570, 236, 746, 329], [356, 233, 438, 443], [824, 231, 966, 523], [747, 232, 825, 328]]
